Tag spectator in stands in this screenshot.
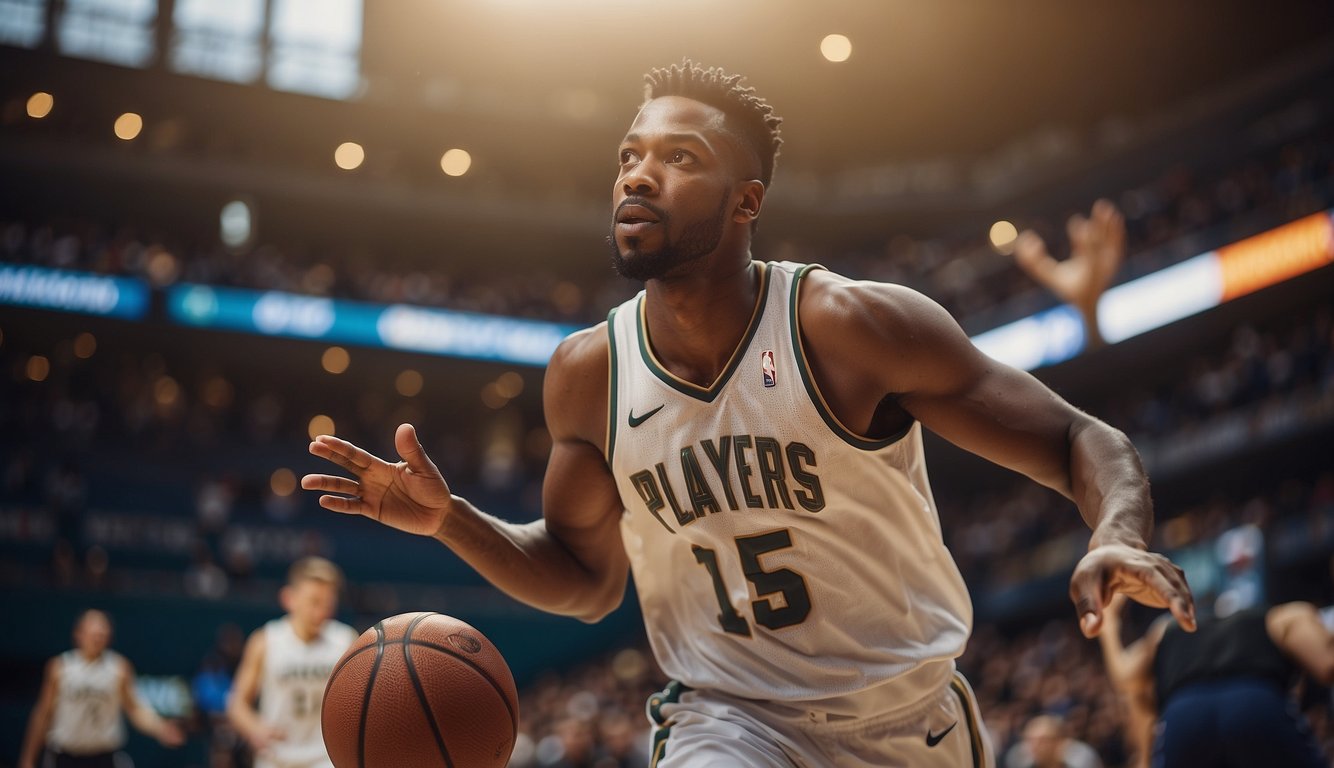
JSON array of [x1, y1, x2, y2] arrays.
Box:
[[1004, 713, 1102, 768]]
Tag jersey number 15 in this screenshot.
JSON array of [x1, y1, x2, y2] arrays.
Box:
[[692, 529, 811, 636]]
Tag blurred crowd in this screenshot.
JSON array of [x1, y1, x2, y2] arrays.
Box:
[[4, 99, 1333, 768], [2, 120, 1331, 329]]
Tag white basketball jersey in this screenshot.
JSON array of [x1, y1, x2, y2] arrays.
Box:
[[47, 650, 125, 754], [257, 617, 357, 768], [607, 261, 973, 701]]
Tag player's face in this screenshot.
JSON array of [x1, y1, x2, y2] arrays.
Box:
[[285, 578, 338, 630], [609, 96, 747, 281], [74, 612, 111, 656]]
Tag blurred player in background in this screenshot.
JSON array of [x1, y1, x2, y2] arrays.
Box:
[[226, 557, 356, 768], [18, 609, 184, 768], [302, 60, 1195, 767], [1099, 594, 1333, 767]]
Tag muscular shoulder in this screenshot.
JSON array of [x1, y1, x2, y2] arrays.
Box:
[[800, 269, 953, 337], [797, 269, 978, 393], [544, 323, 611, 448]]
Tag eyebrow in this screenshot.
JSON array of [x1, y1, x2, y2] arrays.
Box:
[[620, 131, 713, 150]]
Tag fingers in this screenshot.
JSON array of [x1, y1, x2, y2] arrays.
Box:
[[316, 494, 369, 516], [1070, 567, 1108, 639], [395, 423, 440, 475], [308, 435, 379, 474], [300, 474, 359, 496], [1014, 231, 1055, 275]]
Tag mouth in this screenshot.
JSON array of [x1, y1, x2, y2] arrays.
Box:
[[615, 202, 663, 234]]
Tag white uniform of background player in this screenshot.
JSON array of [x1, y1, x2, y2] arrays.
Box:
[[18, 610, 184, 768], [608, 262, 992, 767], [228, 557, 357, 768]]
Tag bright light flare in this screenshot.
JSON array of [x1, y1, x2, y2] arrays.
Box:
[[821, 34, 852, 63], [440, 148, 472, 177], [989, 220, 1019, 254], [114, 112, 143, 140], [27, 92, 53, 119], [334, 141, 364, 170]]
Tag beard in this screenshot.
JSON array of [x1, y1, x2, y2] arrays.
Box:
[[607, 194, 730, 282]]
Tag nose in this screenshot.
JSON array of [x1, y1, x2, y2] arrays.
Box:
[[621, 164, 659, 197]]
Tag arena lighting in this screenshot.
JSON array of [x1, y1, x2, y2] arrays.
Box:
[[26, 91, 53, 119], [321, 345, 351, 373], [73, 332, 97, 359], [989, 221, 1019, 254], [334, 141, 364, 170], [114, 112, 143, 140], [0, 265, 150, 318], [395, 369, 424, 396], [440, 148, 472, 177], [975, 208, 1334, 368], [820, 34, 852, 63], [308, 414, 336, 439], [219, 199, 254, 248], [26, 355, 50, 382]]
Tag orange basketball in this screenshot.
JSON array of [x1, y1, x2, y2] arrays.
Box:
[[322, 612, 519, 768]]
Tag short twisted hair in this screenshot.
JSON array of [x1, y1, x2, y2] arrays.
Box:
[[643, 59, 783, 188]]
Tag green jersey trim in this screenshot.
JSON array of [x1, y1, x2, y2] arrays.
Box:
[[635, 262, 772, 403], [788, 264, 914, 450]]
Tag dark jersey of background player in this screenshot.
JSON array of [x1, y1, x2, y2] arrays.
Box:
[[1150, 606, 1330, 768]]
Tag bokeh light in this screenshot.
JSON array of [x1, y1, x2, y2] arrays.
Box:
[[334, 141, 364, 170], [495, 371, 524, 399], [114, 112, 143, 140], [322, 346, 350, 374], [396, 369, 424, 397], [73, 332, 97, 359], [820, 34, 853, 63], [440, 148, 472, 176], [989, 220, 1020, 254], [308, 414, 336, 439], [26, 355, 50, 382], [26, 92, 53, 119], [270, 468, 297, 497]]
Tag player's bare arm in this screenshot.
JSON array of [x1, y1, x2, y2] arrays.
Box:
[[796, 270, 1195, 637], [303, 324, 629, 622], [1266, 601, 1334, 685], [118, 659, 184, 747], [17, 656, 59, 768], [226, 628, 285, 751]]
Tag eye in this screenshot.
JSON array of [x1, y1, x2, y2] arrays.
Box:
[[668, 149, 695, 164], [619, 149, 640, 166]]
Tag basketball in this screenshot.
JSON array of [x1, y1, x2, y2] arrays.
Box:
[[321, 612, 519, 768]]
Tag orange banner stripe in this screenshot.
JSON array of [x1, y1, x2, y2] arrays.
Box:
[[1216, 211, 1334, 301]]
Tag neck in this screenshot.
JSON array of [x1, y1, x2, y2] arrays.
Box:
[[290, 619, 321, 642], [78, 649, 103, 662], [642, 255, 760, 387]]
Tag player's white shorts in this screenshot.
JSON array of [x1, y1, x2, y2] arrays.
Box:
[[646, 661, 994, 767]]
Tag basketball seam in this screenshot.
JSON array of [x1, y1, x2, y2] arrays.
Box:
[[359, 622, 386, 768], [403, 613, 455, 768], [404, 638, 519, 736]]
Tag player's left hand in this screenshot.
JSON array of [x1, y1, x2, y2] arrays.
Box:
[[1069, 543, 1195, 638]]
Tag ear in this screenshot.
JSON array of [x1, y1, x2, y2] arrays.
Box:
[[733, 180, 766, 225], [279, 585, 293, 612]]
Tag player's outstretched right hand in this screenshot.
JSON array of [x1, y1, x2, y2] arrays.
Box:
[[302, 423, 454, 536]]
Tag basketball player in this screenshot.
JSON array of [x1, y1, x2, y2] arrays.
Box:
[[301, 61, 1195, 766], [1099, 594, 1332, 767], [18, 609, 184, 768], [227, 557, 357, 768]]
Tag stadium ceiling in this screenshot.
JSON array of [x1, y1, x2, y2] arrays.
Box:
[[3, 1, 1334, 257]]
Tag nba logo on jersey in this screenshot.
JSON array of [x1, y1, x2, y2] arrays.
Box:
[[761, 350, 777, 388]]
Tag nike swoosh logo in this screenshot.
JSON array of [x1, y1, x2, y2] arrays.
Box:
[[628, 404, 665, 428], [925, 721, 957, 747]]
